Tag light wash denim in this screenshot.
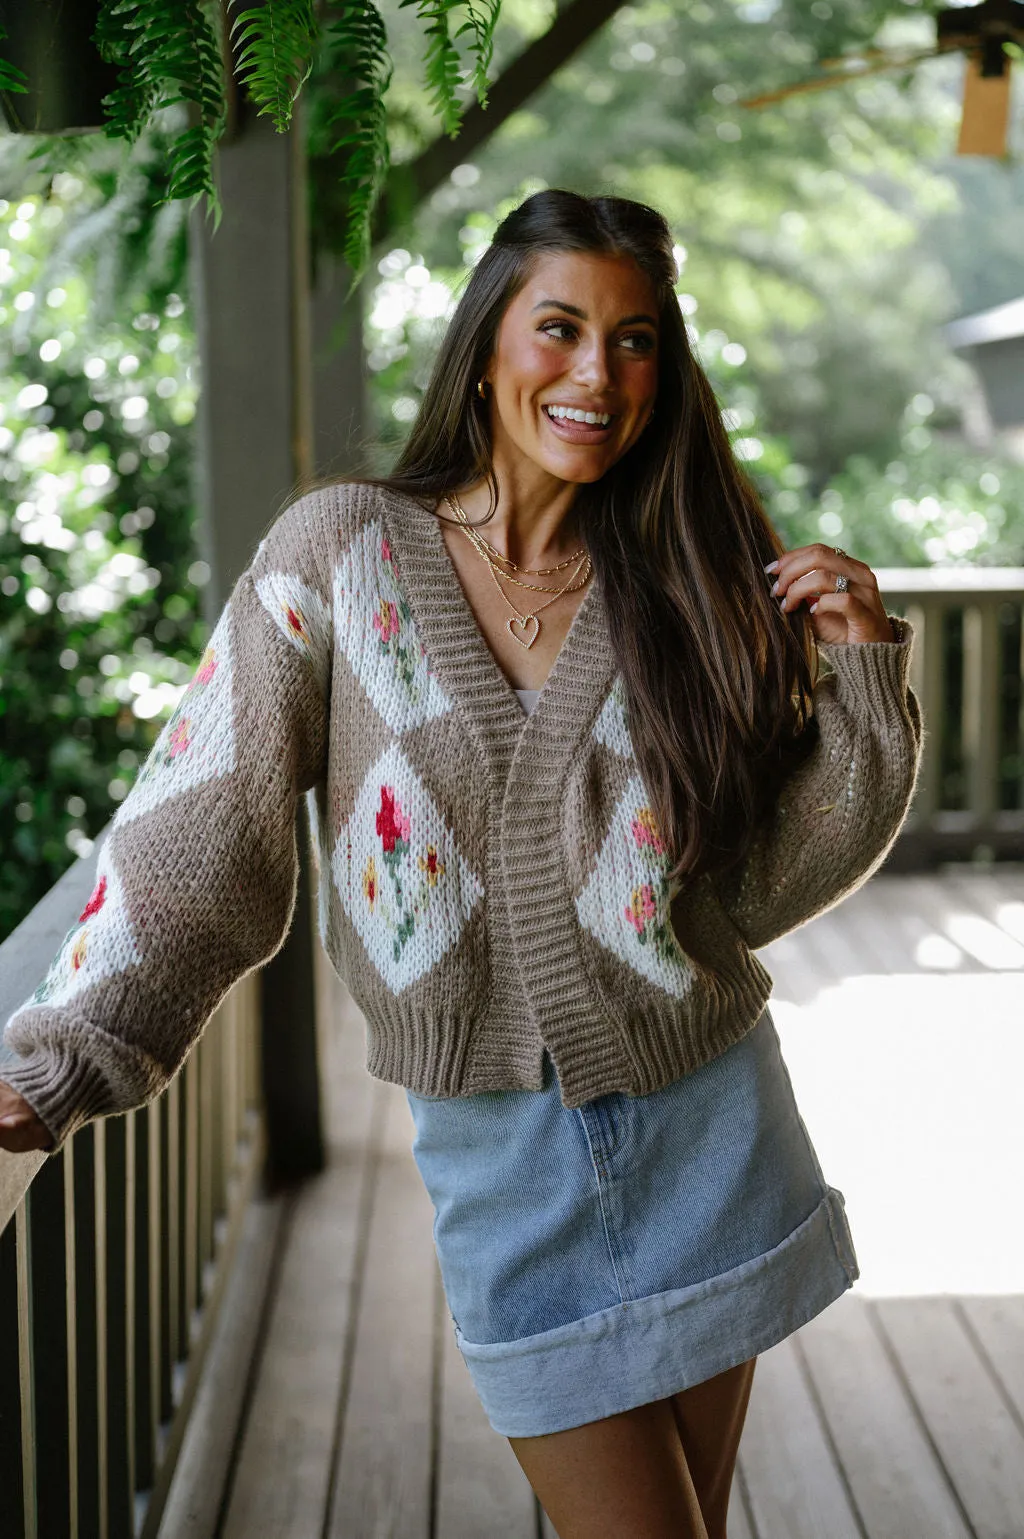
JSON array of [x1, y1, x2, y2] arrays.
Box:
[[405, 1005, 858, 1437]]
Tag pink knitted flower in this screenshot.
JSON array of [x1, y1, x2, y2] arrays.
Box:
[[169, 718, 192, 758], [373, 599, 401, 644], [624, 883, 657, 935], [193, 647, 218, 687], [630, 806, 664, 855]]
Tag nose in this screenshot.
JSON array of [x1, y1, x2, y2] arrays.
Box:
[[570, 335, 612, 394]]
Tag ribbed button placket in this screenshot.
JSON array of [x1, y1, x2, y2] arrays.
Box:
[[377, 487, 631, 1093]]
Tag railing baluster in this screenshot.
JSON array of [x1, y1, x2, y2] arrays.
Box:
[[1, 1200, 29, 1533], [209, 1008, 225, 1241], [156, 1096, 173, 1439], [223, 993, 239, 1200], [26, 1148, 75, 1537], [16, 1199, 37, 1539], [904, 596, 946, 823], [199, 1025, 214, 1279], [104, 1115, 134, 1539], [72, 1123, 100, 1537], [183, 1050, 199, 1351], [133, 1105, 157, 1496], [962, 599, 1001, 828], [164, 1077, 180, 1389]]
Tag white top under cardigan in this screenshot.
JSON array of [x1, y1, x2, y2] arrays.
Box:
[[515, 688, 541, 715]]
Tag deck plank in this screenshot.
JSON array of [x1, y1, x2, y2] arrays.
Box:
[[956, 1294, 1024, 1427], [435, 1264, 537, 1537], [796, 1291, 972, 1537], [737, 1334, 863, 1539], [873, 1295, 1024, 1539], [220, 1068, 380, 1538], [327, 1085, 436, 1539]]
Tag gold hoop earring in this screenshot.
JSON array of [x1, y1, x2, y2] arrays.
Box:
[[477, 377, 488, 400]]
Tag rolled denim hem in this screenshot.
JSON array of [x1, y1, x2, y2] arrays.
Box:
[[454, 1186, 857, 1437]]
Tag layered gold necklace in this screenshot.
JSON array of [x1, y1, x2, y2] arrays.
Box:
[[444, 492, 592, 650]]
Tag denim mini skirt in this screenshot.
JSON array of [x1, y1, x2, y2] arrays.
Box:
[[405, 1006, 859, 1438]]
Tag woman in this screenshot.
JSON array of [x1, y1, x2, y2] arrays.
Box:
[[1, 190, 921, 1538]]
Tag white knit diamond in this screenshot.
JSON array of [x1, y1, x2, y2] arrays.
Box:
[[255, 573, 332, 693], [575, 774, 690, 999], [593, 675, 634, 759], [334, 517, 452, 732], [14, 844, 143, 1012], [332, 740, 484, 992], [116, 603, 236, 826]]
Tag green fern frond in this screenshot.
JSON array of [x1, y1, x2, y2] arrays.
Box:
[[454, 0, 499, 109], [93, 0, 160, 142], [0, 22, 29, 95], [399, 1, 463, 138], [93, 1, 228, 231], [318, 0, 394, 280], [227, 0, 319, 133]]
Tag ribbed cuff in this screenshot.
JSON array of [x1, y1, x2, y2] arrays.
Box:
[[816, 616, 915, 730], [0, 1045, 115, 1155]]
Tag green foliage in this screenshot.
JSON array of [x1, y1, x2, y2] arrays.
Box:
[[398, 1, 467, 136], [15, 0, 506, 278], [316, 2, 395, 277], [228, 0, 320, 131], [94, 0, 228, 232], [0, 21, 29, 96], [0, 135, 204, 941], [456, 1, 502, 109]]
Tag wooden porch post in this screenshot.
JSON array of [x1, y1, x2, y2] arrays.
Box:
[[187, 93, 325, 1189]]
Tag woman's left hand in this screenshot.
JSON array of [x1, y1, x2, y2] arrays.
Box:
[[765, 543, 895, 645]]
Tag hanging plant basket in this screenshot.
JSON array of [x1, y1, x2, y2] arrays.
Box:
[[0, 0, 120, 135]]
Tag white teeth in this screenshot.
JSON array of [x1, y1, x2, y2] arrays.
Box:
[[545, 405, 612, 426]]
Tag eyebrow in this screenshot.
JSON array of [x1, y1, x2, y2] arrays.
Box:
[[531, 299, 658, 327]]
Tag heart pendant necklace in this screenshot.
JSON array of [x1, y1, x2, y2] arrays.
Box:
[[445, 493, 592, 650]]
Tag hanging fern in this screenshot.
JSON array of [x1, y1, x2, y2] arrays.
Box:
[[13, 1, 503, 281], [0, 21, 29, 97], [93, 0, 229, 231], [454, 0, 500, 109], [398, 1, 464, 138], [93, 0, 161, 143], [317, 1, 395, 279], [227, 0, 319, 133]]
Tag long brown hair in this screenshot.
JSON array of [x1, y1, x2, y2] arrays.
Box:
[[290, 189, 819, 886]]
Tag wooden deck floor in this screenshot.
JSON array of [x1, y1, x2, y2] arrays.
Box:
[[159, 867, 1024, 1539]]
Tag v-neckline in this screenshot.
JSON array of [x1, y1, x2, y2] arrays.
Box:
[[374, 485, 618, 768]]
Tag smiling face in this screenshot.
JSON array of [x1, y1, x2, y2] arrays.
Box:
[[482, 249, 660, 489]]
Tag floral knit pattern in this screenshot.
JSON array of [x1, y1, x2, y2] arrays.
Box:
[[575, 775, 689, 999], [334, 518, 453, 733], [255, 573, 332, 692], [22, 845, 142, 1010], [333, 740, 484, 992], [116, 602, 237, 827]]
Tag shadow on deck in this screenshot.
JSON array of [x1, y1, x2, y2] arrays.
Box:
[[158, 866, 1024, 1538]]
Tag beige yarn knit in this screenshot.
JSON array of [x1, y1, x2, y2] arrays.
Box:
[[2, 481, 922, 1154]]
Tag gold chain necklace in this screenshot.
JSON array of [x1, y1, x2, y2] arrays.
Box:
[[444, 494, 592, 650], [447, 497, 585, 596], [445, 492, 587, 576]]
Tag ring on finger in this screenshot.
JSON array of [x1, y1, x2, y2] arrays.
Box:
[[834, 572, 849, 594], [833, 546, 848, 559]]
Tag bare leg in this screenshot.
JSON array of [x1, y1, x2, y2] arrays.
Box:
[[669, 1357, 757, 1539], [509, 1398, 709, 1539]]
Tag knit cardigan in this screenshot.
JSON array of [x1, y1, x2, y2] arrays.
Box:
[[2, 481, 923, 1154]]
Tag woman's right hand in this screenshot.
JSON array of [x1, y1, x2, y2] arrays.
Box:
[[0, 1080, 55, 1153]]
